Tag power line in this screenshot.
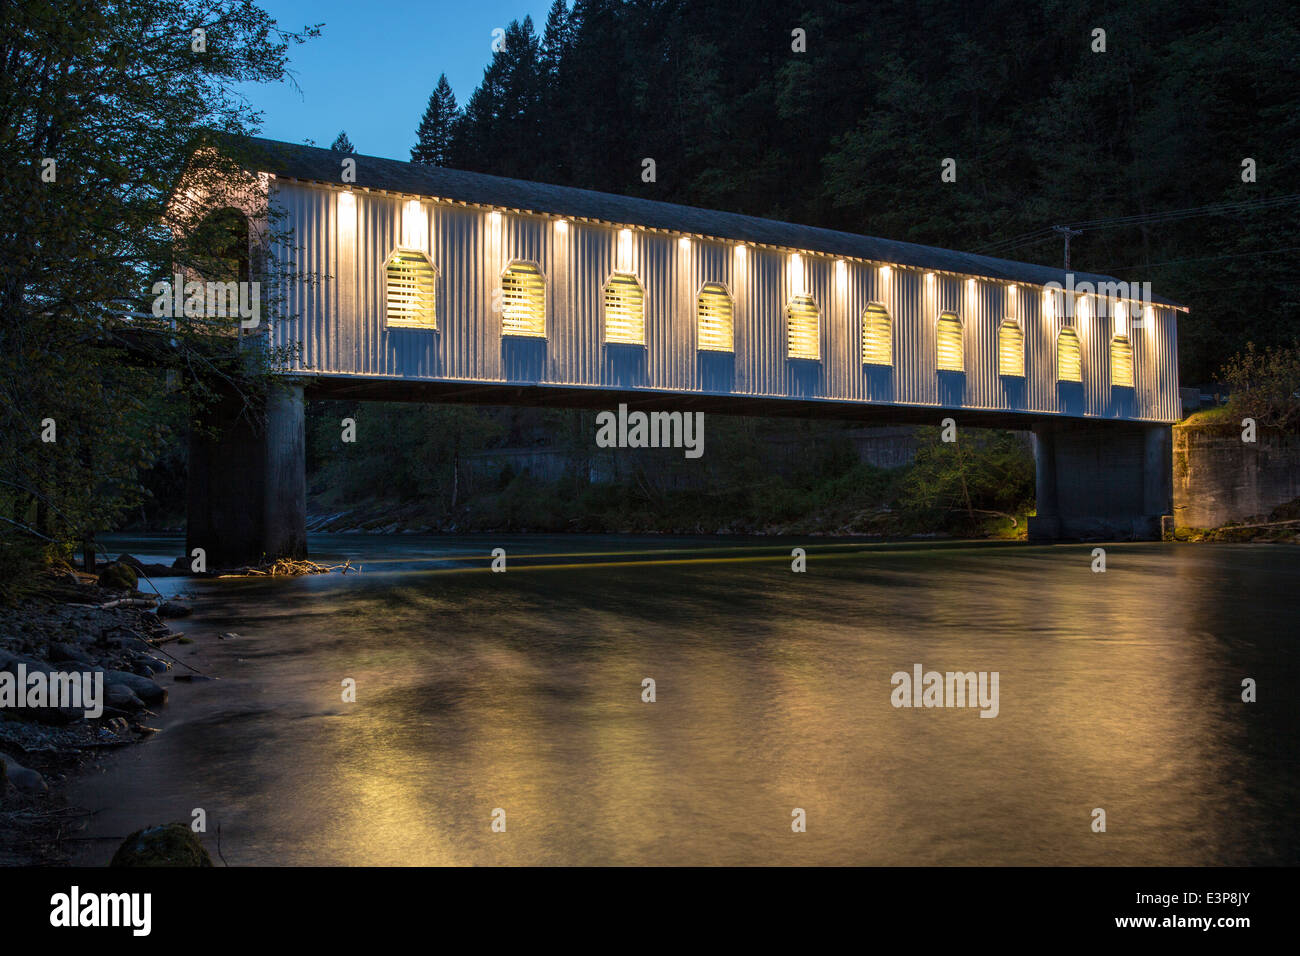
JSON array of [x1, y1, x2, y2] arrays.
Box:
[[973, 194, 1300, 256], [1098, 245, 1300, 273]]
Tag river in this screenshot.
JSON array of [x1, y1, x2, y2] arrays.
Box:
[[68, 534, 1299, 866]]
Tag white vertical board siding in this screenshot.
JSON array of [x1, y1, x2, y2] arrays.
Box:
[[270, 180, 1180, 422]]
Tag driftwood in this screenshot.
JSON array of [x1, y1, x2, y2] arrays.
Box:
[[216, 558, 359, 578], [123, 628, 208, 676], [65, 597, 159, 610], [951, 508, 1019, 527]]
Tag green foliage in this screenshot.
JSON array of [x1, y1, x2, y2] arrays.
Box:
[[0, 0, 318, 571], [306, 403, 1031, 538], [1220, 341, 1300, 431], [897, 429, 1036, 534], [308, 401, 505, 512]]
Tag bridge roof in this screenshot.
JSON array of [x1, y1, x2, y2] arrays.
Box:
[[236, 136, 1184, 309]]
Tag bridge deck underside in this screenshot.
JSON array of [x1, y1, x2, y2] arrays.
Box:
[[304, 377, 1172, 431]]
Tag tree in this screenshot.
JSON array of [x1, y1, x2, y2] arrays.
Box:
[[450, 17, 544, 178], [330, 130, 355, 153], [0, 0, 318, 587], [411, 75, 458, 166], [1221, 341, 1300, 432]]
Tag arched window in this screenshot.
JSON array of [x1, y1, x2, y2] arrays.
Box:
[[696, 282, 733, 352], [936, 312, 963, 371], [604, 272, 645, 344], [998, 319, 1024, 377], [385, 249, 437, 328], [862, 303, 892, 366], [786, 294, 820, 360], [500, 260, 546, 337], [1057, 328, 1082, 382], [1110, 335, 1134, 387]]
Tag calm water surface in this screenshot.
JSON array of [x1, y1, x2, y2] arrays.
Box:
[[69, 535, 1299, 865]]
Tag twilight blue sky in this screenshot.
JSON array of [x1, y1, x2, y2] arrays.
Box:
[[237, 0, 554, 161]]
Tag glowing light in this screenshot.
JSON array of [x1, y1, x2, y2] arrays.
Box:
[[880, 265, 892, 281], [555, 218, 569, 234], [402, 200, 427, 251], [679, 236, 691, 251], [735, 244, 747, 260], [789, 253, 805, 296], [337, 190, 356, 247], [489, 210, 502, 226], [1114, 300, 1128, 336], [1043, 288, 1056, 321], [618, 228, 633, 271], [835, 259, 847, 290]]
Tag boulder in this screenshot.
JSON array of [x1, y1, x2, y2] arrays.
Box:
[[0, 754, 48, 795], [101, 670, 167, 705], [133, 656, 169, 675], [110, 823, 213, 867], [49, 641, 93, 664], [105, 683, 146, 711], [98, 562, 138, 590], [157, 600, 191, 619]]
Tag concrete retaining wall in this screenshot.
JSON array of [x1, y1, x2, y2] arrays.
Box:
[[1173, 423, 1300, 528]]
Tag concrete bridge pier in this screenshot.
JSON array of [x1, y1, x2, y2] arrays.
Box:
[[187, 380, 306, 568], [1028, 419, 1172, 542]]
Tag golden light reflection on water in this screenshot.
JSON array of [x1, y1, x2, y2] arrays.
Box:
[[69, 541, 1299, 866]]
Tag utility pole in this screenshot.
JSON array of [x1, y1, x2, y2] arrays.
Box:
[[1052, 225, 1083, 271]]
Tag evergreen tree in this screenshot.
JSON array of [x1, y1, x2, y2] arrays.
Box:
[[411, 75, 458, 166], [451, 17, 544, 179], [330, 130, 355, 153], [540, 0, 574, 81]]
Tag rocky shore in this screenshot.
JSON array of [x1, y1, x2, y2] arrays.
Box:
[[0, 561, 195, 865]]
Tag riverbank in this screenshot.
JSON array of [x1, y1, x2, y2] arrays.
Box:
[[0, 568, 193, 864]]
